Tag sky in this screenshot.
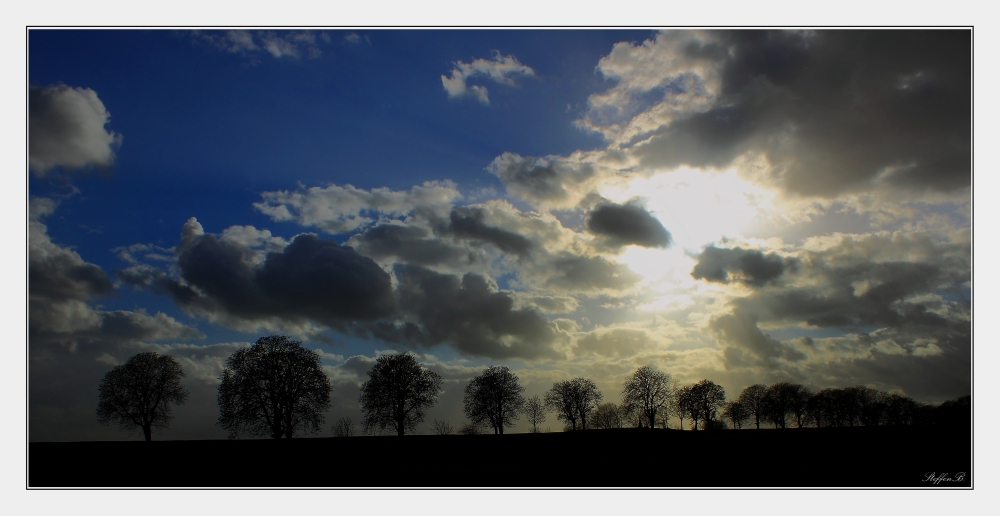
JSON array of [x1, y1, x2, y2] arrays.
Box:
[[27, 28, 972, 442]]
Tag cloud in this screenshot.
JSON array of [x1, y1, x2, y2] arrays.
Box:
[[194, 30, 325, 60], [120, 218, 396, 334], [691, 245, 793, 287], [30, 198, 204, 343], [445, 206, 534, 256], [488, 152, 619, 209], [583, 30, 971, 199], [586, 201, 671, 249], [515, 295, 580, 314], [29, 199, 215, 441], [441, 51, 535, 105], [575, 328, 651, 358], [29, 85, 122, 175], [254, 181, 461, 234], [350, 223, 484, 269], [368, 264, 561, 360], [692, 226, 970, 398], [542, 254, 642, 293]]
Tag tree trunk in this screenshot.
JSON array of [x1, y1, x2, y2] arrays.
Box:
[[142, 424, 152, 442]]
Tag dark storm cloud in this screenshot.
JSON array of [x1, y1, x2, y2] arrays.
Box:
[[29, 199, 202, 344], [370, 264, 560, 360], [586, 202, 671, 249], [446, 206, 534, 256], [741, 260, 962, 330], [30, 239, 114, 302], [30, 201, 215, 441], [711, 310, 807, 366], [691, 245, 792, 287], [350, 223, 477, 267], [633, 30, 971, 196], [29, 85, 122, 175], [122, 218, 396, 330], [710, 231, 969, 384], [544, 254, 643, 292]]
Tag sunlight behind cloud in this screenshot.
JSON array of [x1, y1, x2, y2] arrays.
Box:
[[601, 168, 776, 251]]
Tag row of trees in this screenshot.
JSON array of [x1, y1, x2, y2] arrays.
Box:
[[96, 335, 970, 440]]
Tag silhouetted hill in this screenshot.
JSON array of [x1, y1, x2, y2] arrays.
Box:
[[29, 424, 971, 487]]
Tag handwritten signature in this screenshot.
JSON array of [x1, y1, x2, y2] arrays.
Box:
[[923, 472, 967, 485]]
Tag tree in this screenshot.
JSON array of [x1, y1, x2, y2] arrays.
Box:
[[463, 366, 526, 435], [737, 384, 768, 429], [217, 336, 332, 439], [722, 400, 750, 430], [545, 380, 578, 431], [524, 395, 547, 433], [431, 419, 454, 435], [788, 385, 812, 428], [97, 352, 190, 441], [591, 402, 626, 429], [458, 421, 484, 435], [544, 378, 604, 431], [832, 387, 861, 427], [670, 384, 691, 430], [855, 386, 889, 426], [883, 394, 919, 426], [621, 366, 673, 429], [359, 353, 443, 436], [805, 389, 831, 427], [331, 416, 356, 437], [763, 382, 798, 429], [676, 385, 700, 430], [570, 378, 603, 430], [689, 379, 726, 430]]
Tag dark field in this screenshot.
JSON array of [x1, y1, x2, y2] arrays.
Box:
[[29, 424, 972, 488]]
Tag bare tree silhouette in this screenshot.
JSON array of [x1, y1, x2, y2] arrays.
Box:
[[524, 395, 546, 433], [359, 353, 442, 436], [670, 384, 690, 430], [331, 416, 356, 437], [737, 384, 768, 429], [458, 421, 484, 435], [689, 379, 726, 430], [545, 380, 579, 431], [676, 385, 700, 430], [883, 393, 919, 426], [855, 385, 889, 426], [788, 385, 812, 428], [621, 365, 673, 429], [722, 400, 750, 429], [97, 352, 189, 441], [217, 336, 332, 439], [431, 419, 454, 435], [544, 378, 603, 431], [763, 382, 797, 428], [463, 366, 525, 435], [591, 402, 626, 429]]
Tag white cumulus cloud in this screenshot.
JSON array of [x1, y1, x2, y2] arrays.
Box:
[[29, 85, 122, 175], [441, 51, 535, 105]]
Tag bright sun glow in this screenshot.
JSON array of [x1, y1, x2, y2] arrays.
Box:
[[602, 167, 775, 251], [603, 168, 777, 309]]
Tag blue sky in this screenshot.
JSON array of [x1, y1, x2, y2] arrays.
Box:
[[28, 29, 972, 442]]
